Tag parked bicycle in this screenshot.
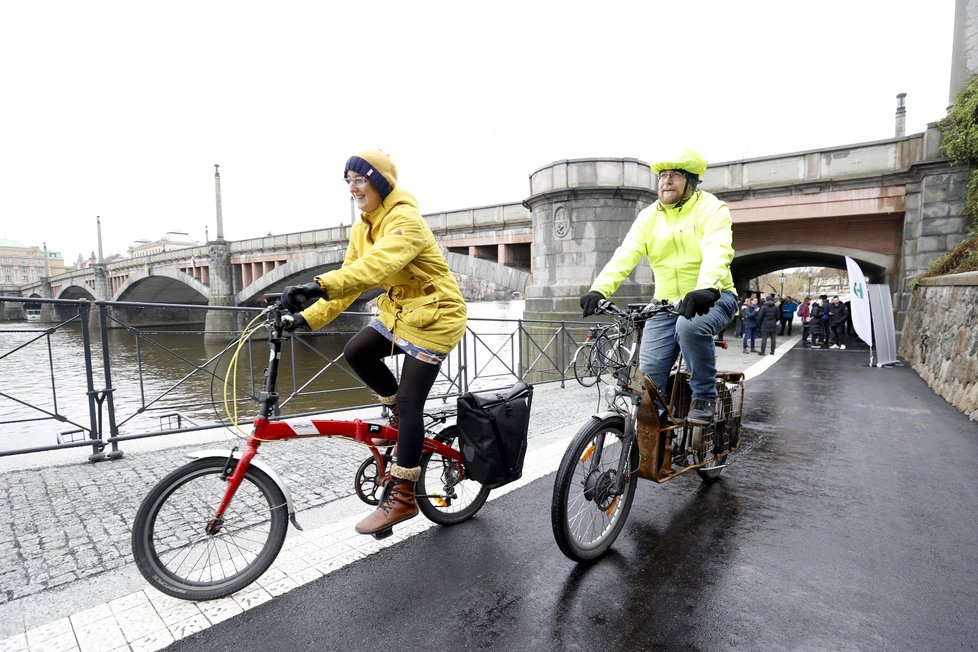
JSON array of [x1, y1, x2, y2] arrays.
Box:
[[131, 295, 492, 600], [551, 299, 745, 562], [571, 322, 630, 387]]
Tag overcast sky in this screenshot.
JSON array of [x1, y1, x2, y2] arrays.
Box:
[[0, 0, 956, 262]]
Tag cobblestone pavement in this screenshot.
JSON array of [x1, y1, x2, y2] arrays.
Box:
[[0, 380, 604, 607]]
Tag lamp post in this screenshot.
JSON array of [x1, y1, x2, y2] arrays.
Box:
[[807, 272, 813, 296], [779, 271, 785, 298]]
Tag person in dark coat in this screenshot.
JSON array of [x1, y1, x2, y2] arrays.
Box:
[[779, 296, 798, 336], [742, 296, 760, 352], [757, 295, 780, 354], [827, 295, 849, 349]]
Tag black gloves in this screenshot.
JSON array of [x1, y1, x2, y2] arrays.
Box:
[[282, 282, 326, 313], [677, 288, 721, 320], [281, 313, 308, 332], [580, 291, 605, 318]]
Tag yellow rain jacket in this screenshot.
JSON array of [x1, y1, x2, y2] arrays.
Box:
[[300, 187, 467, 354], [590, 190, 735, 302]]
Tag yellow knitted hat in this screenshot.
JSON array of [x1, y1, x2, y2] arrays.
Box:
[[344, 149, 397, 200]]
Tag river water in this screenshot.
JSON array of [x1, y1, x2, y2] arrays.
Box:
[[0, 300, 528, 454]]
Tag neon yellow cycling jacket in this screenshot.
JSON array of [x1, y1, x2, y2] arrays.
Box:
[[590, 190, 735, 303]]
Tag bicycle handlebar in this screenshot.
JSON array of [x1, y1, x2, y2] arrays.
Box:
[[595, 299, 679, 319]]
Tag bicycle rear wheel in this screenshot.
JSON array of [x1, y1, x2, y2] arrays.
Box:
[[131, 458, 289, 600], [417, 425, 491, 525], [551, 416, 638, 562], [594, 339, 631, 384], [695, 384, 734, 483], [572, 343, 600, 387]]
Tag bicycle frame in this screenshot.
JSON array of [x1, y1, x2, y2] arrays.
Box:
[[204, 300, 465, 533], [592, 301, 739, 488]]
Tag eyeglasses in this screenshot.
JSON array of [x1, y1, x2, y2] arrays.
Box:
[[657, 171, 686, 182], [344, 176, 368, 188]]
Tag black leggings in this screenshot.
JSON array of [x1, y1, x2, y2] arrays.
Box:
[[343, 327, 441, 468]]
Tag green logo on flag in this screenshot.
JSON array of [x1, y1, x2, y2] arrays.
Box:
[[853, 282, 864, 299]]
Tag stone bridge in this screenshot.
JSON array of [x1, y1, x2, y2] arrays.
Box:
[[9, 125, 969, 335], [17, 211, 532, 310]]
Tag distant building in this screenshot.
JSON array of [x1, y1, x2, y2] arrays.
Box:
[[128, 232, 198, 257], [0, 239, 68, 285], [74, 251, 127, 269]]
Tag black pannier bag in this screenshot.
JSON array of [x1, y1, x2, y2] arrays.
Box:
[[456, 382, 533, 489]]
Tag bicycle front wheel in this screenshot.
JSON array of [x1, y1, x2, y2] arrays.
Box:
[[131, 458, 289, 600], [551, 416, 638, 562], [417, 426, 491, 525]]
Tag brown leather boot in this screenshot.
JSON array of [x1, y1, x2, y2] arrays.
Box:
[[378, 394, 399, 429], [355, 464, 420, 535]]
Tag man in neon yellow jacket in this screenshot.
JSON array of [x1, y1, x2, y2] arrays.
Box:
[[580, 149, 738, 424]]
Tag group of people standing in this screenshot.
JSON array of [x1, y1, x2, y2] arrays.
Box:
[[798, 295, 850, 349], [737, 293, 849, 353]]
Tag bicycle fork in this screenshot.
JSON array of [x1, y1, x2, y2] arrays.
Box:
[[584, 407, 638, 511], [204, 442, 260, 535], [199, 439, 304, 534]]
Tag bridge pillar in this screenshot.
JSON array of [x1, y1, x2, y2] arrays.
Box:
[[897, 155, 971, 330], [204, 240, 237, 340], [522, 158, 657, 324], [38, 278, 55, 322], [84, 264, 113, 333]]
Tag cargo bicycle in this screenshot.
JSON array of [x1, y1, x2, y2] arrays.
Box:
[[131, 295, 497, 600], [551, 299, 745, 562]]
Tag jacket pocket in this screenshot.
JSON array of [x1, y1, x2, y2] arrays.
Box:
[[399, 294, 440, 328]]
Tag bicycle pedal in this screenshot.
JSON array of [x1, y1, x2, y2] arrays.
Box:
[[372, 528, 394, 541]]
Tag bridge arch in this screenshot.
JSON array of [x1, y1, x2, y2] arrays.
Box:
[[236, 250, 347, 306], [731, 246, 889, 299], [114, 269, 211, 304], [54, 283, 97, 301]]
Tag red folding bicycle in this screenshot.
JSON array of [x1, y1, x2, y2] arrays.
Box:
[[131, 295, 490, 600]]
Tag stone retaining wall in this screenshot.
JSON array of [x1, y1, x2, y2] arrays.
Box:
[[898, 271, 978, 421]]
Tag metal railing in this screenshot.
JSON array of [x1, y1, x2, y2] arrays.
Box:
[[0, 296, 594, 460]]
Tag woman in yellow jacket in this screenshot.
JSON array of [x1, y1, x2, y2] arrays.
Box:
[[282, 149, 467, 536]]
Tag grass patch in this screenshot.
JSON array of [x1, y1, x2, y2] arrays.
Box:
[[920, 232, 978, 278]]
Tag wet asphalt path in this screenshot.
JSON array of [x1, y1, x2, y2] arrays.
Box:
[[168, 346, 978, 651]]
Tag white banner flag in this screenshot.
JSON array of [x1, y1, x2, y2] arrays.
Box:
[[845, 256, 873, 347]]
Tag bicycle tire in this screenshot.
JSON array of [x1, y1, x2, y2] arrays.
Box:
[[695, 383, 734, 483], [551, 416, 639, 562], [131, 458, 289, 601], [594, 340, 631, 383], [417, 425, 491, 525], [572, 343, 600, 387]]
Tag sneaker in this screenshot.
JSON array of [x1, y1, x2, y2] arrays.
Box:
[[687, 398, 716, 425], [830, 344, 839, 349], [839, 344, 846, 350], [743, 349, 749, 354]]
